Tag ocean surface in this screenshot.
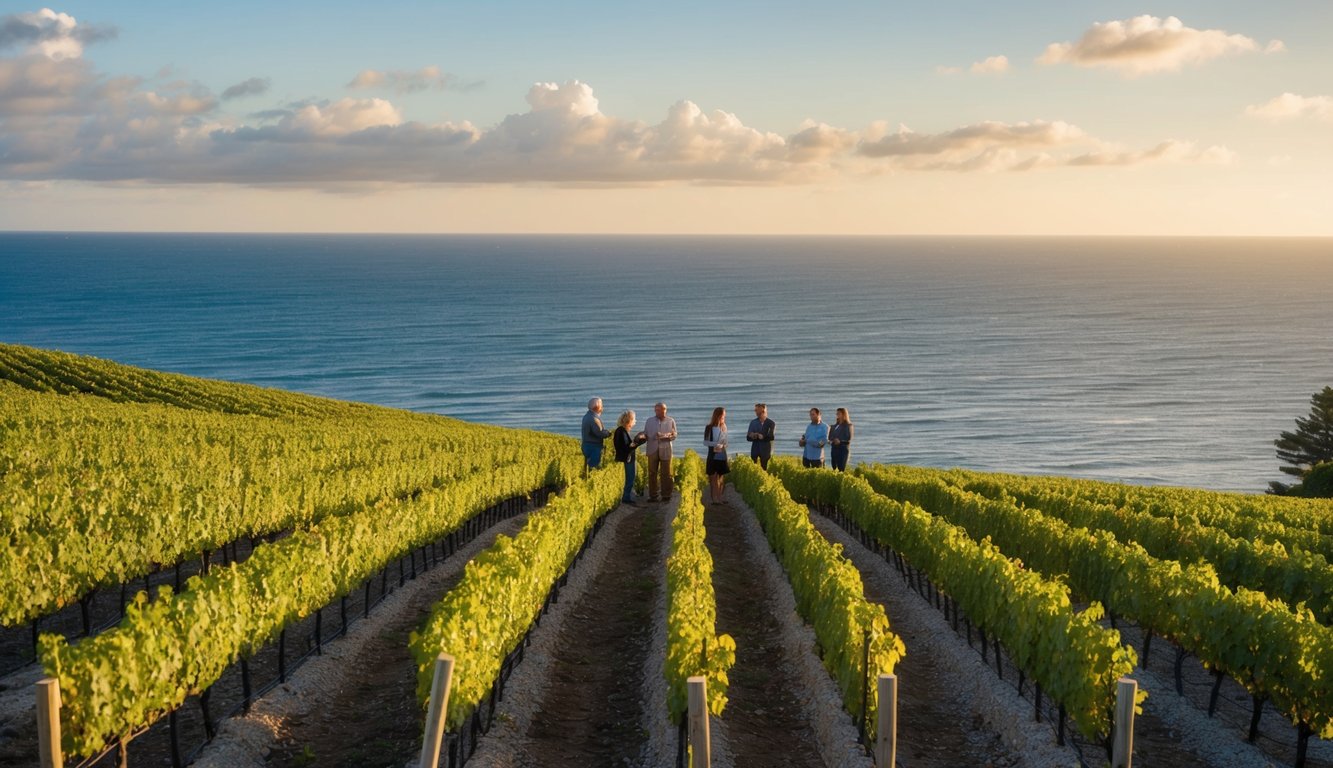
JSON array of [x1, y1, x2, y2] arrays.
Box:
[[2, 232, 1331, 492]]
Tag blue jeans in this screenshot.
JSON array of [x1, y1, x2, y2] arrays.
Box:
[[622, 460, 636, 501], [582, 443, 603, 469]]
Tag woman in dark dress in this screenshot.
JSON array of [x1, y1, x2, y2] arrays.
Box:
[[830, 407, 854, 472], [703, 406, 730, 503], [613, 410, 647, 504]]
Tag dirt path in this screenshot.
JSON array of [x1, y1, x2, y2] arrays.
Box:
[[518, 504, 663, 766], [808, 513, 1019, 768], [186, 513, 530, 768], [260, 518, 528, 768], [808, 510, 1079, 768], [705, 499, 828, 768]]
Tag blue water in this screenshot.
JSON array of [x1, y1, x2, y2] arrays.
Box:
[[2, 232, 1331, 492]]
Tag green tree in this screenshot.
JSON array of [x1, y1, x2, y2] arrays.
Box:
[[1269, 386, 1333, 496]]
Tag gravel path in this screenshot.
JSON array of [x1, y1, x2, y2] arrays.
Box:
[[809, 508, 1080, 768]]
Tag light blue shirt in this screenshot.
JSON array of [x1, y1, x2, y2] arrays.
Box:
[[803, 422, 829, 461]]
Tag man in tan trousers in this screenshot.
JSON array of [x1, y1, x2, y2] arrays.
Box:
[[642, 401, 678, 503]]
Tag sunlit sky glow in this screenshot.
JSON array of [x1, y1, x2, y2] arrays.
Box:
[[2, 1, 1331, 234]]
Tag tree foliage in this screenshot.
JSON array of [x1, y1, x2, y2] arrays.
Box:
[[1270, 386, 1333, 496]]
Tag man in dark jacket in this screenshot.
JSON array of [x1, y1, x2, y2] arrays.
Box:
[[746, 403, 776, 470]]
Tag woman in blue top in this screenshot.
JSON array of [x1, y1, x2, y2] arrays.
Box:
[[829, 407, 854, 471], [703, 406, 730, 504]]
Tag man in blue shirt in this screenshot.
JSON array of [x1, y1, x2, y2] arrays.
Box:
[[581, 397, 612, 473], [799, 407, 829, 468]]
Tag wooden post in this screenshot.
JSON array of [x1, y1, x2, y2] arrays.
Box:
[[874, 674, 897, 767], [1112, 677, 1137, 768], [419, 654, 455, 768], [687, 675, 711, 768], [36, 677, 62, 768]]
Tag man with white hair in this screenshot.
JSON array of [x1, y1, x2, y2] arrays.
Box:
[[642, 401, 678, 502], [581, 397, 613, 472]]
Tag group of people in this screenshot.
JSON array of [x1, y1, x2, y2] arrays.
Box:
[[581, 398, 856, 506]]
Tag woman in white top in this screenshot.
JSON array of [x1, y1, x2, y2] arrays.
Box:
[[703, 406, 730, 503]]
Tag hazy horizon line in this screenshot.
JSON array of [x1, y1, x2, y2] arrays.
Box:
[[5, 229, 1333, 240]]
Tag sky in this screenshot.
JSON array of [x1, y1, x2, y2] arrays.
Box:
[[1, 2, 1331, 235]]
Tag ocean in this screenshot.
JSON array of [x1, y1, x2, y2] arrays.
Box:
[[2, 232, 1330, 492]]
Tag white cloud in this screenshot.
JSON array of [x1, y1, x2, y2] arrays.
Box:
[[970, 55, 1010, 74], [1245, 93, 1333, 122], [285, 98, 402, 136], [0, 31, 1237, 187], [1039, 15, 1279, 75], [347, 66, 479, 94], [0, 8, 114, 60]]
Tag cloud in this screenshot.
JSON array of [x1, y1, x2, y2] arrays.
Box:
[[221, 77, 270, 101], [0, 25, 1237, 188], [970, 55, 1009, 74], [0, 8, 114, 60], [1066, 140, 1234, 167], [854, 122, 1230, 172], [1245, 93, 1333, 122], [936, 55, 1009, 76], [346, 66, 480, 94], [859, 120, 1083, 159], [1039, 15, 1280, 75]]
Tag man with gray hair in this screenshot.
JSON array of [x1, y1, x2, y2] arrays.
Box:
[[581, 397, 612, 472], [642, 401, 678, 502]]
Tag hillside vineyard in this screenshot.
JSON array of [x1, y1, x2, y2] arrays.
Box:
[[1, 343, 1330, 768]]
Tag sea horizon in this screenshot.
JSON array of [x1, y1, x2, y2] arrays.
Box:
[[4, 231, 1331, 493]]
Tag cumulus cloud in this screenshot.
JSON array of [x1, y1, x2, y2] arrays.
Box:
[[0, 14, 1238, 187], [0, 8, 114, 60], [346, 66, 480, 94], [221, 77, 270, 101], [1245, 93, 1333, 122], [1039, 15, 1280, 75]]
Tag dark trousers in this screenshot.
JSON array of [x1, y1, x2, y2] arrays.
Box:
[[831, 446, 850, 472], [751, 449, 771, 470], [802, 457, 823, 469]]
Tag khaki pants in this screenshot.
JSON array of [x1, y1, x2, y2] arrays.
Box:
[[647, 453, 674, 500]]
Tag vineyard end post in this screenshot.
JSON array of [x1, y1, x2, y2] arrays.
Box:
[[36, 677, 62, 768], [419, 654, 455, 768], [687, 675, 711, 768], [1112, 677, 1137, 768], [874, 674, 897, 767]]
